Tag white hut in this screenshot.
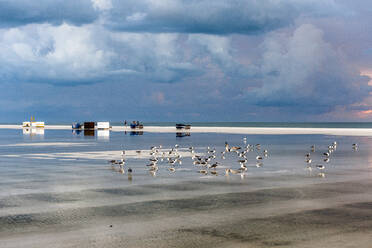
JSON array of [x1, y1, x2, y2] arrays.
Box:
[[97, 122, 110, 130], [31, 122, 45, 128]]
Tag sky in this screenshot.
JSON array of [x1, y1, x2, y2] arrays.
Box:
[[0, 0, 371, 123]]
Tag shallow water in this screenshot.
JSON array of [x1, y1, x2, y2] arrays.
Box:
[[1, 129, 372, 247]]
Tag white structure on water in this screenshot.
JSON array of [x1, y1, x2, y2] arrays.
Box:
[[97, 122, 110, 130], [22, 121, 45, 128]]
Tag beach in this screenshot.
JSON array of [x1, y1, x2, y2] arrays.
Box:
[[1, 0, 370, 247], [0, 127, 372, 247]]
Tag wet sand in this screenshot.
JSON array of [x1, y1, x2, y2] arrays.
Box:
[[1, 177, 372, 248]]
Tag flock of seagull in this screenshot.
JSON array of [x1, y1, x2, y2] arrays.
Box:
[[304, 142, 358, 177], [108, 137, 269, 178], [108, 137, 359, 179]]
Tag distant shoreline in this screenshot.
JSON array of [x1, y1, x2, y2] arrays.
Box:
[[1, 124, 372, 136]]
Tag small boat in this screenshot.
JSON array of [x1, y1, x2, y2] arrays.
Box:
[[176, 123, 191, 129], [130, 122, 144, 129]]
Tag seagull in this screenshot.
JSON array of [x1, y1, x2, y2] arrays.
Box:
[[209, 162, 219, 169], [238, 159, 248, 164], [316, 164, 325, 170], [118, 159, 125, 166], [256, 156, 263, 161], [230, 146, 241, 151], [311, 145, 315, 152], [225, 142, 230, 152], [208, 148, 216, 154]]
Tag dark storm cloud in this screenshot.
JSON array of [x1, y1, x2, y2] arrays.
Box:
[[0, 0, 341, 35], [105, 0, 341, 34], [0, 0, 98, 27]]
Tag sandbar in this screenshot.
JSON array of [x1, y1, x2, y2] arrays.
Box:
[[1, 124, 372, 136]]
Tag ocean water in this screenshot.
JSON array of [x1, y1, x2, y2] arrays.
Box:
[[1, 128, 372, 247], [0, 129, 370, 193], [142, 122, 372, 128], [7, 121, 372, 128]]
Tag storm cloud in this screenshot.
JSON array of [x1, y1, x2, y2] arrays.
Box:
[[0, 0, 98, 27], [0, 0, 370, 122], [100, 0, 342, 34], [247, 24, 371, 112]]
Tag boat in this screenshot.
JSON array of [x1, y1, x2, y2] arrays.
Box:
[[176, 123, 191, 129], [130, 122, 144, 129], [72, 122, 82, 129]]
